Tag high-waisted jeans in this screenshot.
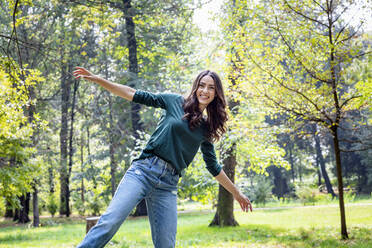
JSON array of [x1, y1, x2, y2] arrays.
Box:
[[77, 156, 180, 248]]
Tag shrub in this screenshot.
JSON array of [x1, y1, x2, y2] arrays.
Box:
[[253, 177, 273, 206], [296, 185, 319, 205], [47, 194, 58, 217], [74, 197, 86, 216]]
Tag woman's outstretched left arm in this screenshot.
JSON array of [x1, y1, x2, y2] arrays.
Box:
[[215, 170, 253, 212]]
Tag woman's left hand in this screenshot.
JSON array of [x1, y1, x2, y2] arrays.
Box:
[[234, 191, 253, 212]]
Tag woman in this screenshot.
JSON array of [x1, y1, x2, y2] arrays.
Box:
[[73, 67, 252, 248]]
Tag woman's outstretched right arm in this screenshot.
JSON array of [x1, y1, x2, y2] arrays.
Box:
[[73, 67, 136, 101]]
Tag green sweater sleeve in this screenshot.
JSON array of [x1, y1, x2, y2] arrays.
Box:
[[200, 140, 222, 177], [132, 90, 167, 109]]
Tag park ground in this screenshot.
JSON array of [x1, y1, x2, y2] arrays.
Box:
[[0, 201, 372, 248]]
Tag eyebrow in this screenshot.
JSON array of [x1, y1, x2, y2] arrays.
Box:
[[199, 81, 215, 87]]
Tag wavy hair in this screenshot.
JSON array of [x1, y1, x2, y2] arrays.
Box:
[[183, 70, 228, 142]]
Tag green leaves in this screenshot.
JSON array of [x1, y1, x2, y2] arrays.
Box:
[[0, 65, 43, 203]]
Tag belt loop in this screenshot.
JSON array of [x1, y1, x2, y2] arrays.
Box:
[[153, 155, 158, 164]]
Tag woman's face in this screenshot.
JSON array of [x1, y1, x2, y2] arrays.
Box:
[[196, 75, 216, 111]]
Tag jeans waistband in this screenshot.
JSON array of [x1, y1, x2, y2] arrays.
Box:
[[151, 155, 177, 175]]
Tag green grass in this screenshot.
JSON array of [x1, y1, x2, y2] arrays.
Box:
[[1, 204, 372, 247]]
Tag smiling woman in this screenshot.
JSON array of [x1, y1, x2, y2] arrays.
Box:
[[72, 67, 252, 248]]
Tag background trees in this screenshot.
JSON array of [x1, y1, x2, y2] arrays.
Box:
[[0, 0, 371, 241], [223, 0, 371, 239]]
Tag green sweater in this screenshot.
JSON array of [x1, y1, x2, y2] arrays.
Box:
[[132, 90, 222, 177]]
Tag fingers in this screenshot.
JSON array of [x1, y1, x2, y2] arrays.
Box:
[[238, 196, 253, 212], [73, 66, 90, 79]]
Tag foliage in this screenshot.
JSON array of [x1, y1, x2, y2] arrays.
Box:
[[251, 176, 273, 206], [178, 152, 219, 205], [0, 63, 45, 206], [295, 184, 320, 206], [46, 194, 58, 217]]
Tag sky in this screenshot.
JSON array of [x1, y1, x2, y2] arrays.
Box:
[[192, 0, 223, 33]]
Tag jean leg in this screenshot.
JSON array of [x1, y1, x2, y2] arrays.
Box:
[[146, 186, 178, 248], [77, 165, 148, 248]]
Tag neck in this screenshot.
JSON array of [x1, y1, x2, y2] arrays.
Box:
[[199, 104, 207, 112]]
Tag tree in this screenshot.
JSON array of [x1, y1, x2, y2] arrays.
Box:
[[209, 0, 289, 227], [0, 62, 43, 222], [231, 0, 371, 239]]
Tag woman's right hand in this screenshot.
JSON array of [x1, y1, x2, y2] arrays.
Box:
[[73, 66, 136, 101], [73, 67, 97, 82]]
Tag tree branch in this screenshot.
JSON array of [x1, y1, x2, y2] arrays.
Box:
[[336, 21, 363, 44], [283, 0, 328, 28], [311, 0, 327, 12], [340, 95, 361, 109], [273, 16, 331, 85]]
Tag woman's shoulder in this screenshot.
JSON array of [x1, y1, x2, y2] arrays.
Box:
[[159, 92, 185, 103]]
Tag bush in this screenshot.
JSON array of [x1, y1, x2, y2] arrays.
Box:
[[86, 191, 104, 216], [296, 185, 319, 206], [344, 187, 356, 203], [252, 177, 273, 206], [74, 197, 86, 216], [47, 194, 58, 217]]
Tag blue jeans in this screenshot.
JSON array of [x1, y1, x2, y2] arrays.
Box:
[[77, 156, 180, 248]]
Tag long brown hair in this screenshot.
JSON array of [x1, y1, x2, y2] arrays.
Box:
[[183, 70, 228, 142]]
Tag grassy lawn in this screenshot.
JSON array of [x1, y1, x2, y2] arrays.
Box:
[[0, 203, 371, 248]]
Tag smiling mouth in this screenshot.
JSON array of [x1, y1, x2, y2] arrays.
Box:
[[199, 95, 209, 100]]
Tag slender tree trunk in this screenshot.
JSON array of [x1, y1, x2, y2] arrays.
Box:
[[123, 0, 146, 216], [109, 94, 117, 196], [80, 133, 85, 204], [60, 62, 70, 216], [327, 1, 348, 238], [313, 129, 336, 197], [316, 159, 322, 186], [32, 185, 39, 227], [332, 126, 348, 239], [299, 157, 302, 182], [210, 144, 239, 226], [87, 126, 97, 189], [48, 150, 55, 194], [288, 144, 295, 183], [103, 49, 118, 197], [210, 50, 240, 226], [65, 74, 79, 217]]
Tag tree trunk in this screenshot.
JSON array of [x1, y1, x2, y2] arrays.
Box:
[[103, 49, 118, 197], [313, 128, 336, 197], [4, 200, 13, 218], [332, 126, 348, 239], [288, 144, 295, 183], [80, 132, 85, 204], [270, 166, 288, 197], [32, 184, 39, 227], [109, 94, 117, 196], [87, 126, 97, 189], [17, 193, 30, 223], [123, 0, 146, 217], [48, 151, 55, 194], [60, 62, 70, 216], [210, 144, 239, 227], [65, 75, 79, 217], [316, 160, 322, 186]]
